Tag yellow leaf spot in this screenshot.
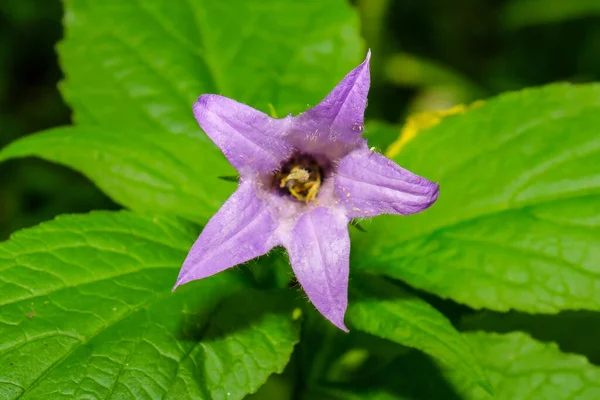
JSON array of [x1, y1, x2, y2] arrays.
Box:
[[385, 101, 484, 158]]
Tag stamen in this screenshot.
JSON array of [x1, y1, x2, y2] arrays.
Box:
[[280, 167, 310, 188], [274, 156, 322, 203]]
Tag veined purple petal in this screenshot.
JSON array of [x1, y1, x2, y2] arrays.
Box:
[[174, 181, 278, 288], [289, 51, 371, 155], [194, 95, 293, 175], [335, 148, 439, 218], [284, 207, 350, 331], [176, 51, 441, 330]]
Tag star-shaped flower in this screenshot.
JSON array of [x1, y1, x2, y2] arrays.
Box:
[[174, 52, 439, 331]]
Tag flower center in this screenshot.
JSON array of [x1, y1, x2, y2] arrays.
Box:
[[274, 155, 322, 203]]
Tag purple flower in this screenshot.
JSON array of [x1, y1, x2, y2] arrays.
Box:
[[174, 52, 439, 331]]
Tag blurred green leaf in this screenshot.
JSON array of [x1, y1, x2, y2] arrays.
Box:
[[461, 310, 600, 365], [320, 332, 600, 400], [456, 332, 600, 400], [59, 0, 362, 136], [0, 126, 235, 223], [354, 83, 600, 313], [246, 373, 294, 400], [385, 53, 483, 97], [308, 385, 401, 400], [298, 308, 408, 390], [347, 275, 492, 395], [309, 348, 471, 400], [363, 120, 400, 153], [504, 0, 600, 29], [0, 211, 300, 399]]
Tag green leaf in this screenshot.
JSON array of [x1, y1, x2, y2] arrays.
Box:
[[308, 385, 401, 400], [503, 0, 600, 29], [309, 348, 476, 400], [316, 332, 600, 400], [461, 310, 600, 365], [354, 83, 600, 313], [0, 126, 235, 222], [363, 120, 400, 154], [457, 332, 600, 400], [384, 53, 484, 98], [347, 275, 492, 395], [59, 0, 362, 135], [0, 212, 300, 399]]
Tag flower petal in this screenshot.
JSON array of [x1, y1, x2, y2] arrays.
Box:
[[194, 95, 293, 175], [335, 148, 439, 218], [289, 51, 371, 155], [174, 181, 278, 288], [284, 207, 350, 331]]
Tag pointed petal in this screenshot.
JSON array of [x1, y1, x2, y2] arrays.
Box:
[[174, 181, 278, 288], [289, 51, 371, 153], [335, 148, 439, 218], [284, 207, 350, 331], [194, 95, 293, 175]]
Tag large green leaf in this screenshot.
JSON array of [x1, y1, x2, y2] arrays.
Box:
[[0, 126, 235, 222], [347, 276, 492, 395], [353, 83, 600, 313], [59, 0, 362, 136], [0, 212, 300, 399], [457, 332, 600, 400]]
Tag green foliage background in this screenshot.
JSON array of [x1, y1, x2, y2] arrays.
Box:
[[1, 0, 600, 399], [2, 0, 600, 237]]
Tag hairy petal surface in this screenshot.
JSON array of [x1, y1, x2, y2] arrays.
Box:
[[336, 148, 440, 217], [193, 94, 293, 175], [175, 181, 278, 288], [284, 207, 351, 331], [290, 51, 371, 155]]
